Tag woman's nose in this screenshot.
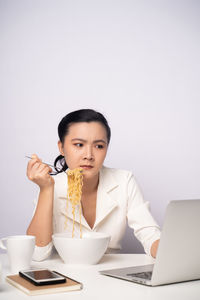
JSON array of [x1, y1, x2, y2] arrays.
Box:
[[84, 146, 94, 160]]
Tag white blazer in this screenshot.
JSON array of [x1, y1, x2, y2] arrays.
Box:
[[33, 166, 161, 261]]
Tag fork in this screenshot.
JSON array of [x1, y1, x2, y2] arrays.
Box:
[[25, 156, 54, 168], [25, 155, 60, 176]]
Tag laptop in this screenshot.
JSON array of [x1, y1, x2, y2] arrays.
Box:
[[100, 200, 200, 286]]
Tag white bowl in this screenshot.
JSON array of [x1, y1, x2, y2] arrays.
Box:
[[52, 232, 110, 265]]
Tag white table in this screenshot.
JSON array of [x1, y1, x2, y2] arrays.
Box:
[[0, 253, 200, 300]]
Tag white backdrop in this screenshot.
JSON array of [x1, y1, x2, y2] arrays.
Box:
[[0, 0, 200, 254]]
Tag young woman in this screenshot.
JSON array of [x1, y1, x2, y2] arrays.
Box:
[[27, 109, 160, 261]]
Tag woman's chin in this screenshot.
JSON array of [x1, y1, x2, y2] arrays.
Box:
[[82, 169, 99, 179]]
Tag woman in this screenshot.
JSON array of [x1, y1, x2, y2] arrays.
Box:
[[27, 109, 160, 261]]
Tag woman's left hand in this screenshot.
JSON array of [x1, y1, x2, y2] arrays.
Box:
[[150, 239, 160, 258]]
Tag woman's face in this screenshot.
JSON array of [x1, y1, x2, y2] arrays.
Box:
[[58, 122, 108, 179]]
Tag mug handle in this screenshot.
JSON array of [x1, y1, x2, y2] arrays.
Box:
[[0, 238, 7, 250]]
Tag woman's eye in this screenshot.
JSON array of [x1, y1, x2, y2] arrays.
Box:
[[96, 144, 104, 149], [74, 143, 83, 147]]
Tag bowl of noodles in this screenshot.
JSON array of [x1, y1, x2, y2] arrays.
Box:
[[52, 232, 111, 265], [53, 168, 110, 264]]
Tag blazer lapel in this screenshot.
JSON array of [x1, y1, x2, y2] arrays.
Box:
[[60, 166, 119, 230], [93, 166, 119, 229], [60, 197, 91, 230]]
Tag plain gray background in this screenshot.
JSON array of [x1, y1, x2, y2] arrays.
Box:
[[0, 0, 200, 254]]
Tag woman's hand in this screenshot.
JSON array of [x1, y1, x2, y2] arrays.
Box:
[[150, 239, 160, 258], [26, 154, 54, 189]]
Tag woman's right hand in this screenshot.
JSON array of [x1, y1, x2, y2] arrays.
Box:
[[26, 154, 55, 189]]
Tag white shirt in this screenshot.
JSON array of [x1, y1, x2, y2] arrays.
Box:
[[32, 166, 161, 261]]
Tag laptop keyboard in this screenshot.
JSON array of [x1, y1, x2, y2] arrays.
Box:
[[127, 271, 152, 280]]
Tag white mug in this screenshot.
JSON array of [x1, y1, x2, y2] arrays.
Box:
[[0, 235, 35, 274]]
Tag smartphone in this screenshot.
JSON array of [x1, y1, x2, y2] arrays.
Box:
[[19, 269, 66, 286]]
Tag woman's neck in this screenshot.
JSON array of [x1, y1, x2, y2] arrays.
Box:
[[82, 173, 99, 195]]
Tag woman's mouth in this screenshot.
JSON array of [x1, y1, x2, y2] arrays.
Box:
[[80, 165, 94, 170]]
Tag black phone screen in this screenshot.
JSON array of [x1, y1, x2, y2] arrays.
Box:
[[26, 270, 61, 280], [19, 269, 66, 285]]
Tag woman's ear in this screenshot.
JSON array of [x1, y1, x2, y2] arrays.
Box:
[[58, 141, 64, 156]]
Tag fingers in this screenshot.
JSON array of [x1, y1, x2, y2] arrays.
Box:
[[37, 163, 52, 176], [27, 154, 41, 169], [31, 154, 40, 160], [26, 154, 51, 180], [27, 154, 40, 178], [26, 154, 55, 188], [39, 167, 53, 180]]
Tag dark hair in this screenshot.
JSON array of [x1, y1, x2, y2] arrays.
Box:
[[54, 109, 111, 173]]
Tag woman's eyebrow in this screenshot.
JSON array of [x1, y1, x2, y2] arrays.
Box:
[[94, 139, 107, 144], [71, 138, 86, 142], [71, 138, 107, 144]]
